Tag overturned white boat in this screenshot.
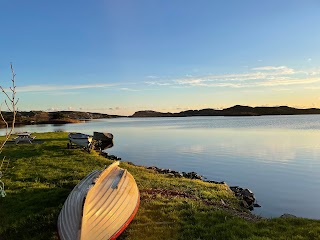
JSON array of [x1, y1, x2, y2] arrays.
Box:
[[58, 161, 140, 240]]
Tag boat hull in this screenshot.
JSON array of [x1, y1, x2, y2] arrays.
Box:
[[57, 170, 102, 240], [93, 131, 113, 141], [58, 161, 140, 240], [68, 133, 93, 148]]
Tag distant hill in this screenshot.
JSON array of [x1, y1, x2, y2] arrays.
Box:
[[1, 105, 320, 127], [131, 105, 320, 117], [131, 110, 174, 118], [0, 110, 122, 126]]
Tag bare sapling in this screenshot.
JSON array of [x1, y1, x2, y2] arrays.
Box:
[[0, 63, 18, 197]]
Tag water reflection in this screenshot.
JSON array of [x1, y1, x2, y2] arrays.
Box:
[[97, 141, 114, 151], [52, 124, 66, 127], [177, 145, 206, 154]]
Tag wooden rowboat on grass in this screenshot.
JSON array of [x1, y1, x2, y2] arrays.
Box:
[[57, 161, 140, 240]]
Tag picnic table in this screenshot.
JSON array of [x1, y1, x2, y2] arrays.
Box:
[[14, 132, 36, 144]]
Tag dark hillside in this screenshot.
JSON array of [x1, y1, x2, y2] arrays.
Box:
[[0, 111, 122, 126], [131, 105, 320, 117]]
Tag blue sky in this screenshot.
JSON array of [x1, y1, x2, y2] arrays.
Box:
[[0, 0, 320, 115]]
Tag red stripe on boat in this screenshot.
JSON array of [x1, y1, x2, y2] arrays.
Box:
[[110, 194, 140, 240]]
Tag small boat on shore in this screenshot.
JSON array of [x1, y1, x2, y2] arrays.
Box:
[[57, 161, 140, 240], [93, 131, 114, 141], [92, 131, 114, 151], [68, 132, 93, 151]]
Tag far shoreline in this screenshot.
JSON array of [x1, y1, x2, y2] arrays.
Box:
[[2, 104, 320, 129]]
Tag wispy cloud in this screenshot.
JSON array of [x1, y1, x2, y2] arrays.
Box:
[[251, 66, 294, 73], [120, 88, 139, 91], [273, 88, 292, 91], [145, 81, 173, 86], [259, 77, 319, 86], [18, 83, 115, 92], [144, 65, 320, 89], [46, 91, 81, 96], [18, 66, 320, 94]]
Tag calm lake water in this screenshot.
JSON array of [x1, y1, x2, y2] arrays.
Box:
[[1, 115, 320, 219]]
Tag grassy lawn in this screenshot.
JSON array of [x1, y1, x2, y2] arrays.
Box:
[[0, 132, 320, 240]]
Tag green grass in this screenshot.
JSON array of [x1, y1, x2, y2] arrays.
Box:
[[0, 132, 320, 240]]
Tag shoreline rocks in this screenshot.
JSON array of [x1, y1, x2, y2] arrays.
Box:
[[229, 186, 261, 210], [147, 167, 261, 210], [146, 166, 203, 180], [99, 151, 260, 211], [99, 151, 121, 161]]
